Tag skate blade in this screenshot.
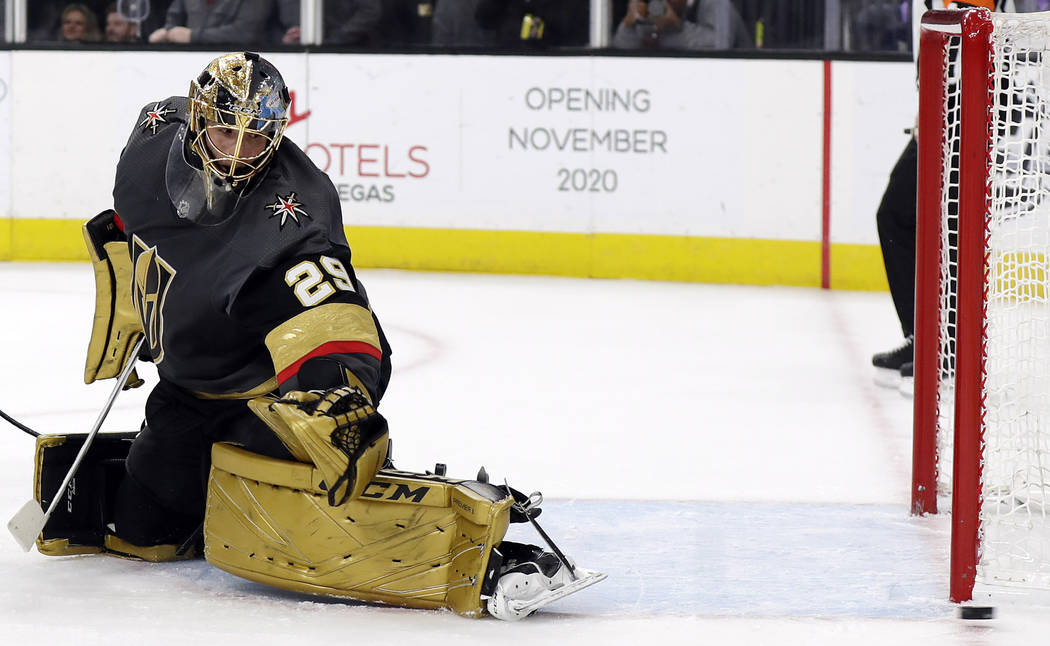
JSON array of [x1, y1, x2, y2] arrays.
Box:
[[873, 367, 901, 389], [511, 569, 608, 615], [898, 377, 914, 399]]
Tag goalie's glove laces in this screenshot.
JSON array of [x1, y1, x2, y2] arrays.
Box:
[[270, 386, 388, 506]]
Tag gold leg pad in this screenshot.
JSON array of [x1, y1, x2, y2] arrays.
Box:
[[36, 538, 103, 557], [204, 443, 512, 617], [102, 535, 196, 562], [34, 535, 195, 562]]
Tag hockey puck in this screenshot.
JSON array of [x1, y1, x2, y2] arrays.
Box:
[[959, 606, 995, 620]]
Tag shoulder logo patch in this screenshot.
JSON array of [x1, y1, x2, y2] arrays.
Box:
[[140, 102, 176, 135], [267, 192, 310, 229]]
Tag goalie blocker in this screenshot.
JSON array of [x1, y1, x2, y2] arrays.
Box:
[[29, 432, 604, 618], [82, 210, 145, 390]]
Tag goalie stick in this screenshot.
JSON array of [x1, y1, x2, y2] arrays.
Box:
[[0, 408, 39, 437], [504, 482, 578, 579], [7, 337, 145, 552]]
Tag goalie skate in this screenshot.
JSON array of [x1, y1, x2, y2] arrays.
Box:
[[488, 567, 607, 620], [485, 544, 607, 621]]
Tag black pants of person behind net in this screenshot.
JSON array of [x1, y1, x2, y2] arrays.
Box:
[[877, 136, 919, 341], [113, 378, 293, 548], [875, 135, 960, 361]]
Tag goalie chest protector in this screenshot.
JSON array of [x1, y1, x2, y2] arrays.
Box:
[[111, 96, 361, 396]]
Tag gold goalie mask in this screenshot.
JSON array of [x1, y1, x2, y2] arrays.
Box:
[[167, 52, 290, 225]]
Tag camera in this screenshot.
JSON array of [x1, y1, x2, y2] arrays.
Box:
[[635, 0, 667, 26], [635, 0, 667, 42]]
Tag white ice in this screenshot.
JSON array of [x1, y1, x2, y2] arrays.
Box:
[[1, 262, 1048, 645]]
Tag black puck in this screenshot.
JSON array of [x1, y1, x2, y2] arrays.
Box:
[[959, 606, 995, 620]]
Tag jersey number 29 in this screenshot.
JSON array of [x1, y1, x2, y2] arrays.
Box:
[[284, 256, 355, 307]]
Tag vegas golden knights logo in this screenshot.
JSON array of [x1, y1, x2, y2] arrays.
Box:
[[131, 234, 176, 363]]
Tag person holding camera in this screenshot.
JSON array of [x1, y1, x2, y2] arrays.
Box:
[[613, 0, 751, 50], [149, 0, 276, 45]]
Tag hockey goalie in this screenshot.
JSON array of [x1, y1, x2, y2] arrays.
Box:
[[15, 52, 604, 620]]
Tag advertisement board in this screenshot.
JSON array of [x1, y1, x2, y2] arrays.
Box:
[[0, 50, 913, 288], [303, 55, 824, 240]]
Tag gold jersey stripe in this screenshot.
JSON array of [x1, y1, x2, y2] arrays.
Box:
[[265, 302, 381, 380]]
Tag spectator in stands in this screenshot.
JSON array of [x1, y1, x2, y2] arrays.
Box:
[[474, 0, 590, 48], [149, 0, 276, 45], [432, 0, 501, 47], [274, 0, 300, 45], [612, 0, 751, 49], [137, 0, 175, 41], [59, 3, 103, 43], [323, 0, 383, 46], [105, 2, 141, 43]]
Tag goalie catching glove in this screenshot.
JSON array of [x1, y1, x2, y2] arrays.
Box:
[[249, 386, 389, 505]]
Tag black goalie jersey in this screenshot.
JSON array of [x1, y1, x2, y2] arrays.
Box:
[[112, 96, 391, 401]]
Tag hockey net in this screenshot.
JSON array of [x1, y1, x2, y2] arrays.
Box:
[[913, 8, 1050, 602]]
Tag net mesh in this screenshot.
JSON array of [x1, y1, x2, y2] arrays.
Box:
[[937, 12, 1050, 589], [936, 33, 961, 503], [980, 13, 1050, 588]]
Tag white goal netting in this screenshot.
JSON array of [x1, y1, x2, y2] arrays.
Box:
[[936, 12, 1050, 589]]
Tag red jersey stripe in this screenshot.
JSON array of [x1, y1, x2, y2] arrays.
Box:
[[276, 340, 382, 386]]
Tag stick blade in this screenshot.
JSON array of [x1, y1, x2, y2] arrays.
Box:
[[8, 499, 45, 552]]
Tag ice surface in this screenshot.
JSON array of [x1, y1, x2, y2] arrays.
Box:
[[1, 262, 1049, 644]]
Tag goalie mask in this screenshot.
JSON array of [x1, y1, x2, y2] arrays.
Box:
[[167, 52, 290, 225]]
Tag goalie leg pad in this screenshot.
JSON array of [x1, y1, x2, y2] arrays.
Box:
[[32, 431, 136, 556], [204, 443, 513, 617], [32, 432, 197, 561]]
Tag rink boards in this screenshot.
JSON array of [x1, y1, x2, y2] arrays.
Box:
[[0, 50, 916, 289]]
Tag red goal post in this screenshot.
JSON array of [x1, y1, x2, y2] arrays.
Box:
[[913, 7, 1050, 603]]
